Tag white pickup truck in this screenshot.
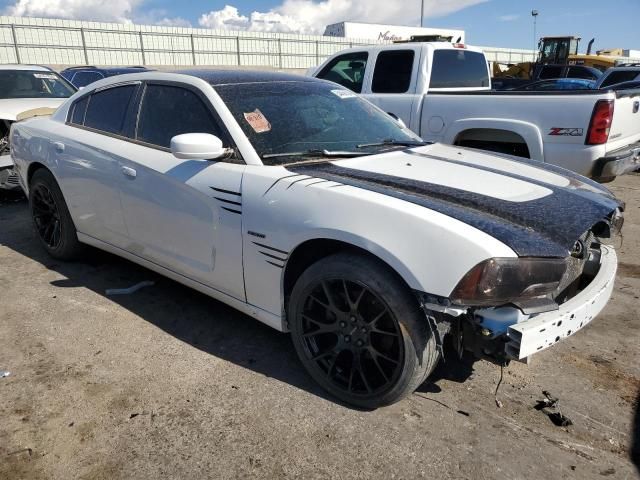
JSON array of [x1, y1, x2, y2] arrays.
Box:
[[311, 42, 640, 181]]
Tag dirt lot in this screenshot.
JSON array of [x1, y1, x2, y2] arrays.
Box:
[[1, 174, 639, 480]]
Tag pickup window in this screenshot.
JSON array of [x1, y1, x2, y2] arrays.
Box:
[[372, 50, 415, 94], [317, 52, 368, 93], [429, 50, 489, 88]]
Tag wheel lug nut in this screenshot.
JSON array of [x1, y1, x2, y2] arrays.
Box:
[[339, 321, 346, 328], [360, 327, 367, 333], [356, 339, 364, 347], [350, 316, 356, 323], [344, 335, 351, 343]]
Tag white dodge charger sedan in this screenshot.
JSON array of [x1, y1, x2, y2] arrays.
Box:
[[10, 70, 624, 408]]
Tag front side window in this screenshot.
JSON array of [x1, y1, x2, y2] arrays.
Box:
[[372, 50, 415, 93], [316, 52, 369, 93], [214, 81, 421, 165], [83, 84, 136, 135], [0, 70, 76, 99], [136, 84, 223, 149], [72, 71, 104, 87], [429, 50, 490, 88]]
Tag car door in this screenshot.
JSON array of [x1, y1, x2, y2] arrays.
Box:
[[54, 82, 140, 248], [117, 82, 246, 301], [360, 48, 422, 131]]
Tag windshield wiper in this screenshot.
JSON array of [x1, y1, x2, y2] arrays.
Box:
[[356, 139, 430, 149], [262, 149, 371, 159]]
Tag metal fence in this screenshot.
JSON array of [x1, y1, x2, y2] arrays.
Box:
[[0, 15, 537, 69], [0, 17, 376, 69]]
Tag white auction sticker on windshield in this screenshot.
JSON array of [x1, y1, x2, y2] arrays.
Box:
[[33, 73, 57, 80], [243, 109, 271, 133], [331, 89, 357, 99]]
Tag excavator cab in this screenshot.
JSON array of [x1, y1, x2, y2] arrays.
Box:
[[537, 36, 581, 64]]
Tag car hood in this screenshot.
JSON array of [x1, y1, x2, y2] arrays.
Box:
[[286, 143, 623, 257], [0, 98, 66, 121]]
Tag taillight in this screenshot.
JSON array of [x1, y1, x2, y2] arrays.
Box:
[[586, 99, 614, 145]]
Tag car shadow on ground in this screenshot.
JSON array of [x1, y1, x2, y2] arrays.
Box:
[[0, 196, 476, 409]]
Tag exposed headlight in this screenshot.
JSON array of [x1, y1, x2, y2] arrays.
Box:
[[450, 257, 567, 307]]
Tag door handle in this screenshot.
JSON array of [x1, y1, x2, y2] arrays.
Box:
[[121, 166, 137, 178], [53, 141, 65, 153]]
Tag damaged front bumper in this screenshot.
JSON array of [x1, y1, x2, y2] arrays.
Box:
[[0, 154, 20, 190], [505, 245, 617, 359], [417, 245, 618, 363]]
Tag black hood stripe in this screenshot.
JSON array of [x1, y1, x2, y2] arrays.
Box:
[[285, 162, 621, 257]]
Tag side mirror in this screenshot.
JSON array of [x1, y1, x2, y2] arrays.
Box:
[[170, 133, 229, 160]]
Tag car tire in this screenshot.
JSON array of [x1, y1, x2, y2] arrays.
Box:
[[29, 168, 83, 260], [289, 252, 439, 408]]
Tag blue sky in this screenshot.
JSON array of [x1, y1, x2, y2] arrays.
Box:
[[1, 0, 638, 51]]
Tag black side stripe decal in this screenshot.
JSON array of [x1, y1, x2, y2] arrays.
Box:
[[214, 197, 242, 206], [222, 207, 242, 214], [258, 250, 287, 262], [252, 241, 288, 255], [262, 174, 306, 196], [286, 176, 314, 189], [266, 261, 284, 269], [211, 187, 241, 196]]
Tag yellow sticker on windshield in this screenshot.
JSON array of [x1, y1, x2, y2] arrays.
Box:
[[243, 109, 271, 133]]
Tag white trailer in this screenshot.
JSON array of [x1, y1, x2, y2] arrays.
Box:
[[324, 21, 465, 44]]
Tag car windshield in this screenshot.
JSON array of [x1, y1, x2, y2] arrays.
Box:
[[0, 70, 76, 99], [213, 80, 422, 165]]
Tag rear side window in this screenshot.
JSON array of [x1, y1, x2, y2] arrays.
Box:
[[429, 50, 489, 88], [69, 96, 88, 125], [600, 71, 640, 88], [538, 65, 563, 79], [372, 50, 415, 93], [316, 52, 369, 93], [567, 66, 598, 80], [136, 84, 223, 149], [83, 85, 136, 135], [72, 71, 103, 87]]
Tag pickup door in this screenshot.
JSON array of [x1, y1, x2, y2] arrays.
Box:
[[359, 47, 424, 130]]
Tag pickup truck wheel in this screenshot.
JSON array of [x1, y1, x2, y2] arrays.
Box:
[[29, 169, 82, 260], [289, 253, 438, 408]]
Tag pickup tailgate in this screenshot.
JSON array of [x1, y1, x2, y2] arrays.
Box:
[[606, 89, 640, 153]]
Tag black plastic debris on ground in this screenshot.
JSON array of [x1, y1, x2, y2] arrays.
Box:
[[534, 390, 573, 427]]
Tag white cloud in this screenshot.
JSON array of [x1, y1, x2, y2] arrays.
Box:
[[498, 14, 520, 22], [135, 9, 191, 27], [199, 0, 488, 34], [4, 0, 142, 23]]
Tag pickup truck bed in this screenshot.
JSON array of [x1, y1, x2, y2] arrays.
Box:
[[313, 43, 640, 181]]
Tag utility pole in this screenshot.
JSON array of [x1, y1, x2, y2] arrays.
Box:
[[420, 0, 424, 27], [531, 10, 539, 54]]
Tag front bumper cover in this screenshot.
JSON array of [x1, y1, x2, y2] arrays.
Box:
[[505, 245, 617, 360]]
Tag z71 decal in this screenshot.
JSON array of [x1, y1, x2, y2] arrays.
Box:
[[549, 127, 584, 137]]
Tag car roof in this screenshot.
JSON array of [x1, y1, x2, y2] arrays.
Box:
[[174, 69, 316, 85], [0, 64, 52, 72]]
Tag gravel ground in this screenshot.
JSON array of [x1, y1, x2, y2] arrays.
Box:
[[1, 174, 639, 480]]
